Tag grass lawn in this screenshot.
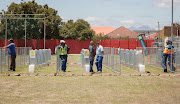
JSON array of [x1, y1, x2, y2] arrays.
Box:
[[1, 54, 179, 75], [1, 55, 180, 104], [0, 76, 180, 104]]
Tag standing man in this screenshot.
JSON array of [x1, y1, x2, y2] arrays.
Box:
[[89, 41, 95, 73], [95, 42, 104, 72], [3, 39, 16, 71], [167, 41, 176, 72], [58, 40, 70, 72]]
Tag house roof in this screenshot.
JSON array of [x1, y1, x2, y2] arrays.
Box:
[[147, 33, 158, 39], [106, 26, 139, 38], [91, 27, 116, 36]]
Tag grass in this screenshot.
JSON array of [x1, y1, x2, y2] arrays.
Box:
[[0, 76, 180, 104], [1, 54, 179, 74], [1, 55, 180, 104]]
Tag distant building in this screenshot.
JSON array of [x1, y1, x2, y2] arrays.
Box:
[[133, 30, 157, 36], [160, 26, 180, 37], [146, 33, 158, 39], [106, 26, 139, 38], [91, 27, 116, 36]]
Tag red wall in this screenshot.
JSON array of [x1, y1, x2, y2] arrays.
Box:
[[0, 39, 155, 54]]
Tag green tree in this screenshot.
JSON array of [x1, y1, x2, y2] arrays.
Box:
[[59, 19, 95, 41], [0, 0, 62, 39]]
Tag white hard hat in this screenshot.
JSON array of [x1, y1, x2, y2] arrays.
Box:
[[60, 40, 65, 43]]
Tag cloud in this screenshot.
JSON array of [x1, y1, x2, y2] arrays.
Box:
[[120, 20, 135, 24], [156, 0, 180, 8], [85, 16, 137, 28], [85, 17, 96, 22]]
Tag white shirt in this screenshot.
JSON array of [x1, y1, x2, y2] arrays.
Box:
[[96, 45, 103, 56]]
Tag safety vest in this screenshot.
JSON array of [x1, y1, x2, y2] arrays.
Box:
[[59, 45, 67, 55], [163, 45, 174, 54]]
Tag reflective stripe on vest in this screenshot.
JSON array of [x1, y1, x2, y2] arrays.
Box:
[[163, 45, 174, 54], [59, 45, 67, 55]]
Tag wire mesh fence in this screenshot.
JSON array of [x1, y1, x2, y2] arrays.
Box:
[[103, 46, 180, 74], [0, 47, 32, 74], [29, 49, 51, 67]]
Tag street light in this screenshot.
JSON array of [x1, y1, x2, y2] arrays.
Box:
[[171, 0, 173, 41], [157, 22, 160, 42]]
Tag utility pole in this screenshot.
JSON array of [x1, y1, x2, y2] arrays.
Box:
[[157, 22, 160, 42], [171, 0, 173, 41]]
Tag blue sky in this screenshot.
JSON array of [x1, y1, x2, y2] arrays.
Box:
[[0, 0, 180, 29]]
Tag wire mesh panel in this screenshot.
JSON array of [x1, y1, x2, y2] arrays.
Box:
[[103, 47, 121, 73], [0, 47, 32, 74], [79, 49, 90, 72], [29, 49, 51, 69]]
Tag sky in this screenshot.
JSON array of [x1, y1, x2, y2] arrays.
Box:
[[0, 0, 180, 30]]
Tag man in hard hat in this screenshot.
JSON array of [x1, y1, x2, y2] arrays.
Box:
[[95, 42, 104, 72], [161, 40, 175, 72], [57, 40, 70, 72], [167, 41, 176, 72]]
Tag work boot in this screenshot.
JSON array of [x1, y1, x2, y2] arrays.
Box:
[[164, 69, 167, 72]]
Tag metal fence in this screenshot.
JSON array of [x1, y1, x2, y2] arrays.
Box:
[[56, 48, 61, 74], [103, 48, 121, 73], [29, 49, 51, 67], [79, 49, 90, 72], [0, 47, 32, 74], [136, 47, 180, 72], [103, 47, 180, 74]]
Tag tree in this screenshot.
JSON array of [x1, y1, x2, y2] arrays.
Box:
[[0, 0, 62, 39], [59, 19, 95, 41]]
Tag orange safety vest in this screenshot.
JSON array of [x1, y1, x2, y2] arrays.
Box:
[[163, 45, 174, 54]]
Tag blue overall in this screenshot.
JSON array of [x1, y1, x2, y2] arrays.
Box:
[[59, 45, 70, 71], [95, 56, 103, 72]]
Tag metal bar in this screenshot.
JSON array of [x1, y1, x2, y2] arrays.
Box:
[[44, 18, 46, 49], [171, 0, 174, 72], [0, 14, 45, 16], [25, 19, 26, 48], [0, 18, 46, 19]]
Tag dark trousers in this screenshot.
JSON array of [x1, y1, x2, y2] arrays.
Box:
[[90, 59, 94, 72], [60, 57, 67, 71], [161, 54, 168, 70], [10, 55, 16, 71], [168, 55, 176, 71]]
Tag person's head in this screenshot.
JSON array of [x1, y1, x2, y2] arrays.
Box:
[[166, 40, 172, 45], [8, 39, 14, 43], [60, 40, 65, 46], [96, 42, 100, 46], [90, 41, 94, 46]]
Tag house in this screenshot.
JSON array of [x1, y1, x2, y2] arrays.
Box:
[[106, 26, 139, 38], [147, 33, 158, 39], [91, 27, 116, 36], [160, 25, 180, 37]]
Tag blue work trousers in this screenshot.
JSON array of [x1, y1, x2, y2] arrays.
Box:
[[168, 55, 176, 71], [161, 54, 168, 70], [61, 57, 67, 71], [95, 56, 103, 72]]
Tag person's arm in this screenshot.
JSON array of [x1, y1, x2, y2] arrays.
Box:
[[101, 46, 104, 55], [89, 47, 94, 60], [67, 46, 70, 53], [3, 45, 10, 48]]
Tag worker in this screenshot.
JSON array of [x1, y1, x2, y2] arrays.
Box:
[[57, 40, 70, 72], [89, 41, 96, 73], [161, 40, 170, 72], [167, 41, 176, 72], [95, 42, 104, 72], [3, 39, 16, 71]]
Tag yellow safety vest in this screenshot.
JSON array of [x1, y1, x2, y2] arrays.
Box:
[[59, 45, 67, 55]]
